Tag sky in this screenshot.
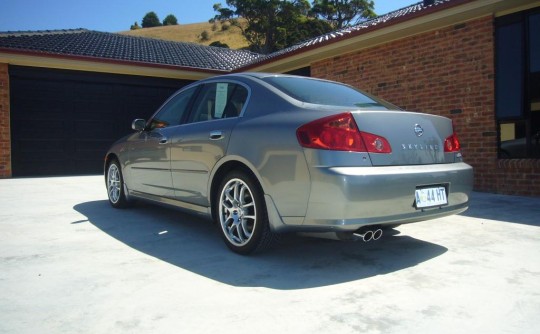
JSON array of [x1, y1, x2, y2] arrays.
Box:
[[0, 0, 417, 33]]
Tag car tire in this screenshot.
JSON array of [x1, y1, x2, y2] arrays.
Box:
[[106, 159, 129, 209], [216, 170, 277, 255]]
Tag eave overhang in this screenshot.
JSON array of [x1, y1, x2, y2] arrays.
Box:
[[0, 48, 224, 80]]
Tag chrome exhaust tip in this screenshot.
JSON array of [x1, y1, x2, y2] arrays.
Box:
[[353, 230, 374, 242], [353, 228, 383, 242], [372, 229, 383, 241]]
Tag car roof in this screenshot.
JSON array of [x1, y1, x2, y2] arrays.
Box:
[[216, 72, 300, 81]]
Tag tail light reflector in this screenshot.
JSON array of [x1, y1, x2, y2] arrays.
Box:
[[296, 112, 391, 153]]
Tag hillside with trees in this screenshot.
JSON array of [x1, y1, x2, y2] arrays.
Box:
[[120, 20, 250, 49], [121, 0, 376, 52]]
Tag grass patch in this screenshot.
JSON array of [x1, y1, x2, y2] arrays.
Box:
[[119, 21, 249, 50]]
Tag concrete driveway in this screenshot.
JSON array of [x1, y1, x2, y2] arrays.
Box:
[[1, 176, 539, 334]]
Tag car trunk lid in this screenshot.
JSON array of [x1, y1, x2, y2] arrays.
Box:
[[351, 110, 454, 166]]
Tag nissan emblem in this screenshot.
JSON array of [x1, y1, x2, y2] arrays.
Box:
[[414, 124, 424, 137]]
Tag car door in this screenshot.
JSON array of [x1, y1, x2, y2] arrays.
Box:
[[128, 85, 198, 197], [169, 81, 249, 206]]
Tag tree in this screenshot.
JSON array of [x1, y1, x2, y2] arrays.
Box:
[[130, 22, 141, 30], [200, 30, 210, 41], [163, 14, 179, 26], [142, 12, 162, 28], [310, 0, 376, 29], [211, 0, 332, 54], [209, 41, 230, 48]]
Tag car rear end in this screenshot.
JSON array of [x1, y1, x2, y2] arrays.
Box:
[[251, 73, 473, 233], [297, 110, 473, 231]]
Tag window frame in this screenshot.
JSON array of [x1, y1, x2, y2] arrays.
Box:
[[495, 8, 540, 159], [185, 80, 251, 124], [147, 85, 200, 130]]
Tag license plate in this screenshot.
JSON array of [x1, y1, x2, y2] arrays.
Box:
[[415, 187, 448, 209]]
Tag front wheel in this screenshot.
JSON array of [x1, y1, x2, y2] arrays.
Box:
[[106, 159, 129, 208], [216, 171, 277, 255]]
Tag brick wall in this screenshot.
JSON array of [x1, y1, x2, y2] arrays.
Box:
[[312, 15, 540, 196], [0, 63, 10, 178]]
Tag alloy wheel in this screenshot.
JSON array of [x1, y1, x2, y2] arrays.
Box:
[[218, 178, 257, 247], [107, 163, 121, 204]]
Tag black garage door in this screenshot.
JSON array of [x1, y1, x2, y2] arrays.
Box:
[[10, 66, 193, 176]]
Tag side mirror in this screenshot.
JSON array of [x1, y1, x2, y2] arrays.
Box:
[[132, 119, 146, 132]]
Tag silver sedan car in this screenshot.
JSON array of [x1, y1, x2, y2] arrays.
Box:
[[105, 73, 473, 254]]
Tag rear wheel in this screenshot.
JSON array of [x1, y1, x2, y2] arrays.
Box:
[[106, 159, 129, 208], [216, 171, 277, 255]]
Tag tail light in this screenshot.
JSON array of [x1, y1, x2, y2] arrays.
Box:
[[444, 132, 461, 152], [444, 120, 461, 153], [296, 112, 391, 153]]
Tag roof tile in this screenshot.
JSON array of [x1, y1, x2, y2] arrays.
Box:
[[0, 28, 261, 71]]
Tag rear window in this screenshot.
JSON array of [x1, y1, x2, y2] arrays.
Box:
[[263, 76, 392, 109]]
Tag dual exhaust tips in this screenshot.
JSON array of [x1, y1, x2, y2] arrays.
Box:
[[300, 227, 384, 242], [353, 228, 383, 242]]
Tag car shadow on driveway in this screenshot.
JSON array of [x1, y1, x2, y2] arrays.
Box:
[[460, 192, 540, 227], [74, 200, 447, 290]]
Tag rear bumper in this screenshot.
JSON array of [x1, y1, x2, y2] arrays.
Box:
[[297, 162, 473, 231]]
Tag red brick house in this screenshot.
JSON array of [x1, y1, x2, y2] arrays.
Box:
[[1, 0, 539, 195]]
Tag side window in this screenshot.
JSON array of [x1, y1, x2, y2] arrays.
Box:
[[149, 86, 197, 130], [188, 82, 248, 123]]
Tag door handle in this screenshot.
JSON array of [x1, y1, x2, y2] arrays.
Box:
[[159, 138, 168, 144], [210, 131, 224, 140]]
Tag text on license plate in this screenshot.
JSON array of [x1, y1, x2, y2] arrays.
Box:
[[415, 187, 448, 209]]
